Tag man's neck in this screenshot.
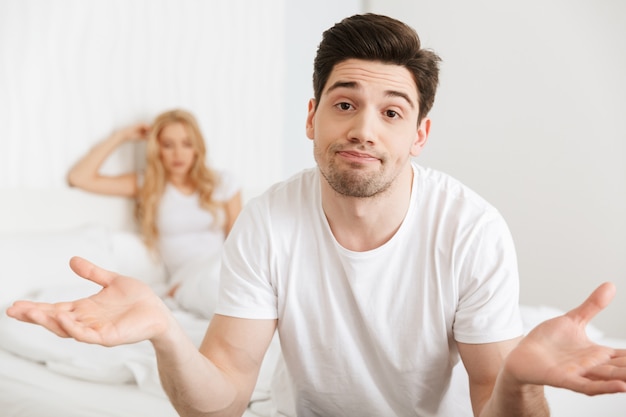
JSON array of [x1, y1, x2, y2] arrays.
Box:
[[320, 165, 414, 252]]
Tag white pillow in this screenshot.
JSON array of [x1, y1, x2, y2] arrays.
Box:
[[0, 224, 115, 308], [110, 231, 167, 286], [170, 252, 222, 319]]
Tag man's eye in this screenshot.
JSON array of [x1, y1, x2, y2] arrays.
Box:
[[386, 110, 398, 118], [338, 102, 352, 110]]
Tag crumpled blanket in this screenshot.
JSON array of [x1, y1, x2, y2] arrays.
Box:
[[0, 279, 280, 403], [0, 282, 207, 396]]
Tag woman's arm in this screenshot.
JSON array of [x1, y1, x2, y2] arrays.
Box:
[[222, 191, 243, 237], [67, 123, 150, 197]]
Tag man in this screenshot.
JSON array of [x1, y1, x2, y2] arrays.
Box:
[[7, 13, 626, 417]]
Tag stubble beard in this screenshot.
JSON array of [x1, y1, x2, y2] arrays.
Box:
[[315, 143, 393, 198]]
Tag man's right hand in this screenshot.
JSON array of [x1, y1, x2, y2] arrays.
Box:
[[6, 256, 173, 347]]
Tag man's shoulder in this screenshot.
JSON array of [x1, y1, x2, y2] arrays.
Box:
[[256, 167, 317, 200], [412, 161, 467, 190], [244, 167, 319, 214], [412, 161, 496, 213]]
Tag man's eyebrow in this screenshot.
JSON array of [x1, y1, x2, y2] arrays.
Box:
[[325, 80, 415, 109], [386, 90, 415, 109], [326, 80, 358, 93]]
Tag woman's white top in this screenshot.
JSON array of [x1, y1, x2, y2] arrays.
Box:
[[156, 171, 239, 275]]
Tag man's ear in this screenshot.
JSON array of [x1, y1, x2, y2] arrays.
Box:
[[410, 117, 431, 157], [306, 99, 316, 140]]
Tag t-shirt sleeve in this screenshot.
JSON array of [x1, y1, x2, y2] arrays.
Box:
[[453, 210, 524, 344], [214, 198, 278, 319]]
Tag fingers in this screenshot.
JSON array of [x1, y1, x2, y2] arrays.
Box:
[[69, 256, 116, 288], [133, 122, 151, 139], [56, 312, 108, 345], [140, 123, 151, 136], [7, 301, 107, 345], [566, 282, 616, 327], [586, 364, 626, 382], [6, 302, 71, 338], [585, 351, 626, 382], [568, 377, 626, 396], [5, 300, 37, 321]]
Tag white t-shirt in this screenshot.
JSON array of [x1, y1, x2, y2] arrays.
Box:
[[217, 162, 523, 417], [156, 170, 239, 275]]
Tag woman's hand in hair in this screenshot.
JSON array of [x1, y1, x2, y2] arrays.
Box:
[[115, 123, 151, 143]]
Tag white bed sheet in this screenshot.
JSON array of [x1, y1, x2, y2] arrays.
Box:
[[0, 348, 272, 417], [3, 287, 625, 417], [0, 282, 280, 417], [0, 347, 179, 417]]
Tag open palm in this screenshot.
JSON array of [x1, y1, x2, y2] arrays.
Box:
[[505, 282, 626, 395], [6, 256, 172, 347]]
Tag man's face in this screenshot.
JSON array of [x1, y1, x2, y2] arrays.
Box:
[[306, 59, 429, 198]]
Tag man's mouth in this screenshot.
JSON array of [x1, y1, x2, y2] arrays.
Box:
[[337, 150, 380, 162]]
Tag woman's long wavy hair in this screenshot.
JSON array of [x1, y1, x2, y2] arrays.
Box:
[[135, 109, 221, 251]]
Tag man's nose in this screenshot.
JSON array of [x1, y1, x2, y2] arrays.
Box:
[[347, 108, 377, 145]]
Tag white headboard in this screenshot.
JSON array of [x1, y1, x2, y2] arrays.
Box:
[[0, 188, 136, 233]]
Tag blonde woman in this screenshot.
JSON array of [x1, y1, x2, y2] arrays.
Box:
[[67, 109, 242, 317]]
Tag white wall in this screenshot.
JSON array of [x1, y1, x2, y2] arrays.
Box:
[[0, 0, 360, 231], [0, 0, 286, 195], [283, 1, 362, 178], [365, 0, 626, 337]]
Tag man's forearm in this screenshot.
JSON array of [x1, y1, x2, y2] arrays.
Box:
[[152, 320, 245, 417], [480, 371, 550, 417]]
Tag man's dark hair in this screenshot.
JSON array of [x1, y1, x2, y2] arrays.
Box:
[[313, 13, 441, 124]]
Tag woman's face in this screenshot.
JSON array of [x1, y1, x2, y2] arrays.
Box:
[[157, 122, 197, 178]]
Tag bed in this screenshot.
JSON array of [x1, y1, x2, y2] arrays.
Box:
[[0, 220, 285, 417], [2, 217, 626, 417]]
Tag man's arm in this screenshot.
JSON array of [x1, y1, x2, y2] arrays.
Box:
[[155, 314, 276, 417], [7, 257, 277, 417], [458, 338, 549, 417], [460, 282, 626, 417]]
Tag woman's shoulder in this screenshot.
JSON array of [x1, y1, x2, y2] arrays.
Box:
[[213, 169, 241, 200]]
